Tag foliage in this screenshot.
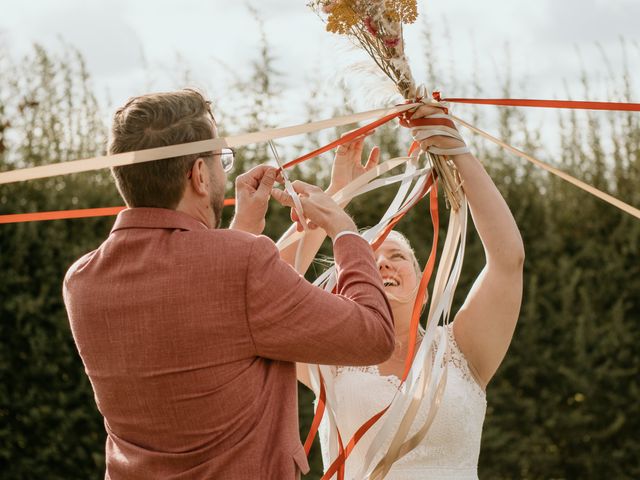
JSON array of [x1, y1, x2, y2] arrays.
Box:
[[0, 45, 116, 478]]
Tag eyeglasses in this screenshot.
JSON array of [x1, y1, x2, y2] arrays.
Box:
[[187, 148, 235, 178], [212, 148, 235, 173]]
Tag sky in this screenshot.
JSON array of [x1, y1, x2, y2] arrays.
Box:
[[1, 0, 639, 156]]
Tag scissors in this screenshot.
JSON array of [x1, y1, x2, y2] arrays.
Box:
[[268, 140, 308, 231]]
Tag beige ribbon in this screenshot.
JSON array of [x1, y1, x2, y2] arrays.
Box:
[[370, 361, 449, 480], [452, 115, 640, 221], [310, 165, 430, 292], [276, 156, 415, 253], [0, 104, 418, 185], [356, 198, 468, 479]]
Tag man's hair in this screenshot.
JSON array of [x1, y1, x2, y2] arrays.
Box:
[[108, 89, 216, 209]]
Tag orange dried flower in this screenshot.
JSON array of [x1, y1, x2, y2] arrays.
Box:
[[325, 0, 360, 34], [385, 0, 418, 24]]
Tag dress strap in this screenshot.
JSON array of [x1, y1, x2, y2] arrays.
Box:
[[443, 324, 486, 393]]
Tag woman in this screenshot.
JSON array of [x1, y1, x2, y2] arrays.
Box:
[[279, 104, 524, 479]]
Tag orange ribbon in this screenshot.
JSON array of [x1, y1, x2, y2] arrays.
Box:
[[304, 370, 327, 455], [0, 199, 236, 224], [282, 110, 405, 169], [442, 97, 640, 111], [313, 163, 439, 479], [399, 116, 457, 130]]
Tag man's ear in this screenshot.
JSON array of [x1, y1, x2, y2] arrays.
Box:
[[189, 157, 209, 196]]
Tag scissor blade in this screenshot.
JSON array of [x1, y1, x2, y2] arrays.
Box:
[[267, 140, 308, 231], [268, 141, 287, 176]]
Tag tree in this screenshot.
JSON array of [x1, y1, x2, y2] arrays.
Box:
[[0, 45, 116, 478]]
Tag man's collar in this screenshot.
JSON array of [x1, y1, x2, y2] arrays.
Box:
[[111, 208, 209, 233]]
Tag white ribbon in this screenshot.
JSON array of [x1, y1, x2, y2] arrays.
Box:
[[358, 198, 468, 479], [277, 144, 458, 479]]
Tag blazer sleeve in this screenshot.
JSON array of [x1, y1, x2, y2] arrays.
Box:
[[245, 234, 395, 366]]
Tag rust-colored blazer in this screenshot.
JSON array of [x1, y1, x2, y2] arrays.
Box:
[[63, 208, 393, 479]]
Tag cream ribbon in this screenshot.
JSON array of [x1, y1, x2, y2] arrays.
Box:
[[360, 202, 464, 466], [309, 161, 428, 291], [0, 104, 418, 185], [293, 148, 432, 477], [358, 198, 468, 479], [452, 115, 640, 221], [289, 152, 462, 479], [304, 160, 431, 476], [276, 155, 417, 254], [410, 112, 471, 157]]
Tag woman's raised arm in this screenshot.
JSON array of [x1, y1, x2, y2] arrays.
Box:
[[407, 105, 525, 389], [278, 131, 379, 273]]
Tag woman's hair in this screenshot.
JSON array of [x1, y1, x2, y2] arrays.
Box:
[[312, 230, 422, 279]]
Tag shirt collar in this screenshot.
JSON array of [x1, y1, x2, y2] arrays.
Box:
[[110, 208, 209, 233]]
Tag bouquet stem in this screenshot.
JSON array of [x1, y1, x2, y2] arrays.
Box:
[[427, 152, 463, 211]]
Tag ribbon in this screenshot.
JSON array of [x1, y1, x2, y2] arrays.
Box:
[[293, 145, 440, 479], [354, 197, 468, 479], [0, 105, 416, 225], [442, 97, 640, 112], [364, 199, 468, 479], [402, 180, 439, 380], [287, 145, 434, 477], [452, 115, 640, 220], [282, 109, 409, 169], [304, 369, 327, 455], [0, 199, 236, 224], [3, 97, 639, 223], [276, 156, 415, 252], [0, 104, 418, 186]]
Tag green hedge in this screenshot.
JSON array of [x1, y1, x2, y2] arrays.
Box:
[[1, 44, 638, 479]]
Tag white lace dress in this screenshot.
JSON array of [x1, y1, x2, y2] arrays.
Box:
[[316, 324, 487, 479]]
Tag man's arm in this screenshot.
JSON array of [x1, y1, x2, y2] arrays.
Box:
[[245, 233, 394, 366]]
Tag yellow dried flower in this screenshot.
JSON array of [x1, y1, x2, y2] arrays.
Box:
[[325, 1, 360, 34], [384, 0, 418, 24]]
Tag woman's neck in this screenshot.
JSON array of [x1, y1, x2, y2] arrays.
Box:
[[378, 301, 420, 373], [391, 300, 414, 343]]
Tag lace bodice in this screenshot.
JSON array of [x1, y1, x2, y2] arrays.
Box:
[[316, 324, 487, 479]]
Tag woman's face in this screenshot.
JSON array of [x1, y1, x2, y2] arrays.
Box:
[[375, 239, 419, 298]]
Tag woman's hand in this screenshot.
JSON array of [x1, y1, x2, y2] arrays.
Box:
[[401, 105, 467, 152], [326, 130, 380, 196]]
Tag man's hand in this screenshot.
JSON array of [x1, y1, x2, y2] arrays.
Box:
[[230, 165, 283, 235], [272, 180, 357, 239]]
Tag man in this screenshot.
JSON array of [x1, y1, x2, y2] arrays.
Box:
[[63, 89, 394, 479]]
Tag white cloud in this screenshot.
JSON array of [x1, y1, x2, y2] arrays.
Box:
[[1, 0, 638, 138], [1, 0, 141, 77]]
